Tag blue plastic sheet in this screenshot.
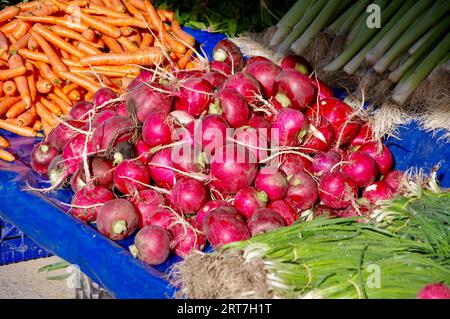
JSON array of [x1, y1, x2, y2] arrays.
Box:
[[0, 28, 449, 299]]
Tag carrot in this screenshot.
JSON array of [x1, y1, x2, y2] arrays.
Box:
[[0, 149, 15, 162], [25, 3, 59, 17], [9, 34, 31, 55], [102, 35, 124, 53], [171, 20, 195, 47], [58, 71, 102, 93], [110, 0, 127, 13], [185, 61, 196, 70], [122, 0, 146, 19], [0, 6, 20, 24], [177, 49, 193, 69], [110, 76, 133, 90], [0, 20, 19, 35], [25, 62, 37, 102], [33, 24, 85, 59], [161, 25, 186, 54], [68, 89, 81, 101], [0, 135, 9, 148], [3, 80, 16, 96], [9, 54, 31, 107], [41, 119, 52, 135], [0, 66, 27, 81], [80, 47, 162, 66], [31, 30, 68, 74], [69, 66, 129, 78], [60, 48, 70, 59], [62, 82, 79, 94], [18, 49, 50, 63], [27, 37, 39, 51], [84, 90, 94, 101], [12, 22, 32, 41], [40, 96, 62, 116], [97, 16, 148, 29], [17, 107, 38, 127], [117, 36, 139, 52], [0, 119, 38, 137], [127, 33, 141, 45], [127, 0, 146, 11], [16, 15, 89, 33], [33, 120, 43, 132], [48, 25, 103, 48], [53, 86, 72, 105], [76, 41, 101, 55], [48, 92, 71, 115], [33, 61, 61, 86], [5, 100, 26, 118], [84, 4, 128, 18], [121, 27, 135, 37], [143, 0, 162, 30], [140, 33, 154, 48], [36, 78, 53, 94], [36, 102, 58, 126], [0, 31, 8, 52], [81, 29, 96, 42], [158, 9, 175, 22], [18, 1, 42, 12]]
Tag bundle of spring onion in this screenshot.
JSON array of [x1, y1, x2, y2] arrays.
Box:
[[270, 0, 450, 105]]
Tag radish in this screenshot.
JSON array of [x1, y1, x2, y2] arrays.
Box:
[[112, 141, 137, 165], [171, 145, 204, 178], [280, 153, 313, 178], [142, 112, 172, 148], [30, 142, 60, 175], [148, 148, 176, 189], [115, 101, 128, 117], [280, 54, 313, 75], [212, 88, 250, 128], [245, 60, 282, 98], [127, 82, 172, 122], [212, 39, 245, 72], [46, 120, 83, 151], [92, 110, 117, 128], [210, 144, 258, 194], [335, 204, 370, 219], [170, 178, 210, 214], [311, 79, 334, 100], [314, 205, 336, 217], [170, 218, 206, 257], [267, 200, 299, 226], [93, 87, 117, 108], [273, 69, 315, 110], [135, 139, 152, 164], [417, 283, 450, 299], [286, 172, 319, 210], [358, 142, 393, 175], [62, 133, 93, 175], [223, 72, 261, 104], [363, 181, 394, 204], [69, 101, 94, 121], [132, 189, 165, 228], [319, 172, 358, 209], [70, 186, 114, 222], [302, 116, 335, 152], [174, 78, 213, 117], [72, 157, 114, 191], [233, 187, 268, 219], [97, 198, 139, 240], [113, 160, 150, 195], [127, 69, 154, 91], [47, 154, 68, 186], [91, 115, 135, 153], [202, 206, 250, 248], [271, 108, 309, 146], [202, 71, 227, 89], [341, 151, 379, 187], [129, 225, 170, 266], [145, 207, 178, 230], [382, 170, 403, 192], [210, 60, 232, 76], [255, 167, 289, 201], [247, 208, 286, 236], [196, 200, 232, 225], [247, 56, 272, 66], [233, 126, 268, 162], [349, 123, 374, 148], [71, 169, 87, 193], [248, 113, 271, 131], [188, 114, 230, 155]]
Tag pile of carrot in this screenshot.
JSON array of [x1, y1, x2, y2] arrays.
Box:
[[0, 0, 199, 162]]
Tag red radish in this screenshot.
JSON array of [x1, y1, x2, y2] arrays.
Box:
[[233, 126, 268, 162], [417, 283, 450, 299], [314, 205, 336, 217], [280, 54, 313, 75], [170, 178, 210, 214], [132, 189, 165, 228], [170, 218, 206, 257], [62, 133, 93, 175], [30, 142, 60, 175], [93, 110, 117, 128], [248, 113, 271, 132], [175, 70, 204, 81], [142, 112, 172, 148], [135, 139, 152, 164], [383, 170, 403, 192], [271, 108, 309, 146], [302, 116, 335, 152], [70, 186, 114, 222], [46, 121, 83, 151], [202, 206, 250, 248], [146, 207, 178, 230], [267, 200, 298, 225], [202, 71, 227, 89], [113, 160, 150, 195], [255, 167, 288, 201], [210, 144, 258, 195], [127, 70, 154, 91], [234, 187, 268, 219], [247, 208, 286, 236], [341, 151, 378, 187], [91, 115, 135, 152], [245, 60, 282, 98], [319, 172, 358, 209], [247, 56, 272, 66], [312, 79, 334, 100], [350, 123, 374, 148], [280, 153, 313, 177], [130, 225, 170, 266], [286, 172, 319, 210], [115, 101, 128, 117], [358, 142, 393, 175], [188, 114, 230, 155], [97, 198, 139, 240], [210, 60, 232, 76], [174, 78, 213, 117], [69, 101, 94, 121], [112, 141, 137, 165], [171, 145, 204, 177], [93, 87, 117, 108], [273, 69, 315, 110], [148, 148, 176, 189], [223, 72, 261, 104], [212, 39, 245, 72], [335, 204, 370, 219], [91, 157, 114, 188], [213, 88, 250, 128], [71, 169, 87, 193], [363, 181, 394, 204], [127, 82, 172, 122], [196, 200, 232, 224], [47, 154, 68, 186]]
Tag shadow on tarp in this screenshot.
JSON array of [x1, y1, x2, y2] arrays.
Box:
[[0, 28, 449, 298]]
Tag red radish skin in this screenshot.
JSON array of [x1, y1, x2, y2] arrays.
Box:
[[280, 153, 313, 178], [46, 120, 84, 151], [268, 200, 298, 226], [135, 139, 152, 164], [247, 56, 272, 66], [223, 72, 262, 104], [233, 126, 268, 162], [132, 189, 165, 228], [210, 144, 258, 195], [171, 146, 204, 178], [188, 114, 230, 156], [47, 154, 68, 186], [69, 101, 94, 121], [248, 113, 271, 132], [335, 204, 370, 219], [71, 169, 87, 193], [312, 79, 334, 100], [71, 186, 114, 222], [91, 115, 135, 153], [113, 160, 150, 195], [302, 116, 335, 152], [97, 199, 139, 241], [130, 225, 170, 266], [271, 108, 309, 146], [93, 87, 117, 108], [115, 101, 128, 117], [174, 78, 214, 117], [31, 142, 60, 175], [146, 208, 178, 230], [170, 218, 206, 257], [363, 182, 394, 204], [212, 39, 245, 72], [170, 178, 210, 214], [210, 60, 232, 76], [314, 205, 336, 217], [202, 206, 250, 248], [202, 71, 227, 89], [383, 170, 403, 192], [148, 148, 176, 189], [350, 123, 374, 148], [255, 167, 289, 202], [234, 187, 268, 219], [358, 142, 393, 175], [91, 157, 114, 188], [417, 283, 450, 299], [93, 110, 117, 128], [319, 172, 358, 209], [196, 200, 232, 225], [280, 55, 313, 75], [127, 82, 172, 122], [341, 151, 379, 188], [273, 69, 315, 110], [245, 60, 282, 98], [213, 88, 250, 128], [62, 133, 93, 175], [247, 208, 286, 236], [127, 70, 154, 91], [286, 172, 319, 210], [142, 112, 172, 148]]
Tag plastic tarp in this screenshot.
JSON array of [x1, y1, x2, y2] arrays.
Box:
[[0, 28, 449, 299]]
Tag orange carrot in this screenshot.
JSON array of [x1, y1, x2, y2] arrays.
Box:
[[0, 20, 20, 34], [9, 34, 32, 55], [40, 96, 62, 116], [25, 3, 59, 17], [0, 66, 27, 81], [41, 119, 52, 135], [54, 86, 72, 105], [16, 15, 89, 33], [69, 66, 129, 78], [33, 24, 85, 59], [48, 92, 71, 115], [25, 62, 37, 102], [0, 149, 15, 162], [9, 54, 31, 107], [177, 49, 193, 69], [110, 0, 127, 13], [33, 120, 42, 132], [122, 0, 146, 19], [0, 135, 9, 148], [117, 36, 139, 52], [36, 78, 53, 94], [27, 36, 39, 51], [62, 82, 79, 94], [97, 16, 148, 29], [17, 107, 38, 127], [36, 102, 58, 126], [143, 0, 162, 29], [139, 33, 154, 48], [160, 24, 186, 54], [18, 1, 42, 12], [0, 80, 3, 95], [60, 48, 70, 59], [102, 35, 124, 53], [6, 100, 27, 118], [110, 76, 133, 90], [58, 71, 102, 93], [84, 4, 128, 18], [12, 22, 32, 41], [158, 9, 175, 22], [80, 47, 162, 66], [121, 27, 135, 37], [31, 30, 68, 74], [34, 61, 61, 86], [76, 41, 101, 55], [171, 20, 195, 47], [127, 0, 146, 11], [81, 29, 96, 42], [0, 96, 22, 116], [18, 49, 50, 63], [0, 31, 8, 52], [48, 25, 103, 48], [0, 6, 20, 24], [68, 89, 81, 101], [127, 33, 141, 46], [84, 90, 94, 101], [3, 80, 16, 96]]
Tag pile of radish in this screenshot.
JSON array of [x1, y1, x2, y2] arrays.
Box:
[[30, 39, 402, 266]]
